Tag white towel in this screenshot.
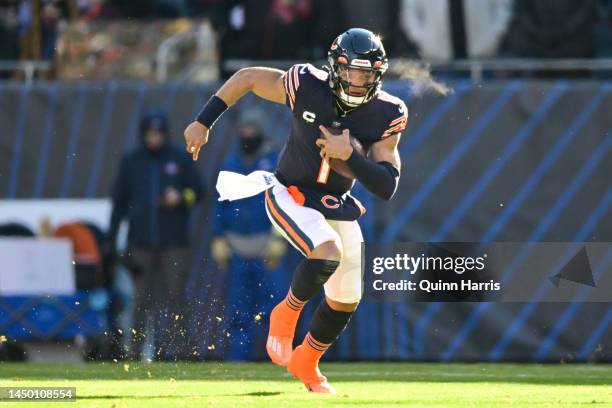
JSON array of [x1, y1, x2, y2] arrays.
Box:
[[215, 170, 278, 201]]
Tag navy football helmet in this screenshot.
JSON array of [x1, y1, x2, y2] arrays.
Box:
[[327, 28, 388, 109]]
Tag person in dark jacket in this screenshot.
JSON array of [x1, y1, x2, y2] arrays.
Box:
[[108, 108, 205, 361]]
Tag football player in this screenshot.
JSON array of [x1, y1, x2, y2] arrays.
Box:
[[184, 28, 407, 393]]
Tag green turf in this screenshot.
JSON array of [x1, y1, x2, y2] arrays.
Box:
[[1, 362, 611, 407]]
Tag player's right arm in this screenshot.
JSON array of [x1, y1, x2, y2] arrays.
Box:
[[217, 67, 286, 105], [184, 67, 286, 161]]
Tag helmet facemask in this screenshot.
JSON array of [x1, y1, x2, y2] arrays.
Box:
[[328, 55, 387, 109]]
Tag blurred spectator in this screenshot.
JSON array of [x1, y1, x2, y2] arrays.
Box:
[[500, 0, 599, 59], [19, 0, 71, 61], [337, 0, 419, 59], [77, 0, 125, 21], [211, 0, 418, 78], [211, 109, 286, 360], [595, 0, 612, 57], [0, 2, 21, 66], [40, 0, 66, 60], [110, 0, 189, 18], [0, 0, 73, 75], [400, 0, 511, 61], [211, 0, 326, 77], [107, 108, 205, 361]]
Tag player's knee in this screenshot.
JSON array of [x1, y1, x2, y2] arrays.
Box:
[[290, 258, 341, 300], [309, 240, 342, 262]]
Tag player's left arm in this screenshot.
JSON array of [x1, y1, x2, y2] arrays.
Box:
[[348, 134, 401, 201], [348, 97, 406, 200], [370, 134, 401, 171], [317, 127, 401, 201]]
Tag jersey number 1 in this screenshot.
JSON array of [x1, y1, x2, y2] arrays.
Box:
[[317, 158, 330, 184]]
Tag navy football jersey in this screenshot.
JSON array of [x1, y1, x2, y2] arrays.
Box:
[[275, 63, 408, 195]]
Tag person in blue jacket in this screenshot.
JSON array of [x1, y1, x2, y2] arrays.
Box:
[[211, 108, 287, 360], [108, 108, 205, 361]]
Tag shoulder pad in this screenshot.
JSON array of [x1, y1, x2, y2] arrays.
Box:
[[378, 91, 408, 139], [303, 64, 329, 81], [283, 63, 329, 110]]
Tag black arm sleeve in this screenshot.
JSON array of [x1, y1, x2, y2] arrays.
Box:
[[345, 150, 400, 200]]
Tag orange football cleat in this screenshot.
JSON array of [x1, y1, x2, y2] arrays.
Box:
[[266, 296, 302, 366], [287, 342, 336, 394]]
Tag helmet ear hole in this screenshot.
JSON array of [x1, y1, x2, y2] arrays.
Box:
[[373, 60, 382, 69]]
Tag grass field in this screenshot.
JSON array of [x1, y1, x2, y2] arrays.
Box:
[[1, 362, 611, 407]]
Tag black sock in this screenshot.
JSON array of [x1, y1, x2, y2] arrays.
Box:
[[307, 299, 354, 347], [290, 258, 340, 302]]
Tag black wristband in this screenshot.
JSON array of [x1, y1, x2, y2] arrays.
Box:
[[196, 95, 228, 128]]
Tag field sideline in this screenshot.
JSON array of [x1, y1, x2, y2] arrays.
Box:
[[1, 362, 611, 407]]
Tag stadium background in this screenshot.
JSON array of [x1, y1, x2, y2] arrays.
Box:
[[0, 0, 611, 364]]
